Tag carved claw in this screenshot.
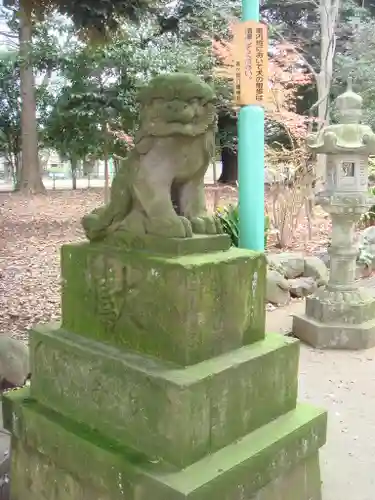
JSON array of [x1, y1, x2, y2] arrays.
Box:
[[145, 214, 193, 238], [190, 215, 223, 235], [179, 216, 194, 237]]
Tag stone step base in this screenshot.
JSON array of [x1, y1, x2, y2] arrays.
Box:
[[4, 388, 327, 500], [30, 325, 300, 468]]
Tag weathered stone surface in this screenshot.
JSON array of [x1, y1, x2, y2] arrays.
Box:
[[3, 389, 327, 500], [293, 313, 375, 349], [266, 270, 290, 306], [91, 232, 231, 255], [61, 243, 266, 365], [250, 454, 322, 500], [267, 253, 305, 279], [305, 286, 375, 324], [30, 325, 299, 468], [81, 73, 220, 241], [0, 336, 29, 387], [289, 277, 317, 298], [315, 250, 330, 268], [293, 284, 375, 348], [304, 256, 328, 285]]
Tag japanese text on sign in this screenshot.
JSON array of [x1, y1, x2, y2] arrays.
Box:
[[255, 27, 265, 102], [245, 26, 253, 80], [235, 61, 241, 103], [233, 21, 268, 106]]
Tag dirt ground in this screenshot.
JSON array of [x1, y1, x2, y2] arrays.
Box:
[[1, 188, 372, 499]]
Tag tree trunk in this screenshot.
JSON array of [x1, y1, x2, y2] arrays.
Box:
[[315, 0, 340, 192], [217, 112, 238, 185], [218, 147, 238, 185], [18, 0, 45, 195], [103, 141, 110, 204], [70, 158, 78, 190], [8, 156, 18, 187], [13, 152, 23, 190], [113, 158, 120, 174]]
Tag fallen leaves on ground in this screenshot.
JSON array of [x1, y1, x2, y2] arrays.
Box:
[[0, 186, 330, 341], [0, 189, 103, 341]]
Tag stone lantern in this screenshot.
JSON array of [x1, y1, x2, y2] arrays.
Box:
[[293, 79, 375, 349]]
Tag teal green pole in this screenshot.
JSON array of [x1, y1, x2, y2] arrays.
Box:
[[238, 0, 265, 251]]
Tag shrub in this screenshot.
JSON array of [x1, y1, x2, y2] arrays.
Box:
[[360, 187, 375, 227], [215, 204, 269, 248]]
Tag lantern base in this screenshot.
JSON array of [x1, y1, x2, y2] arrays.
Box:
[[293, 297, 375, 350], [293, 285, 375, 349]]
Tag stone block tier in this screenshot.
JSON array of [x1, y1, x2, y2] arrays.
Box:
[[60, 238, 266, 365], [3, 234, 327, 499]]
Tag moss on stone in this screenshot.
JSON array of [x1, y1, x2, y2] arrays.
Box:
[[3, 389, 327, 500], [29, 326, 299, 468], [61, 243, 266, 365]]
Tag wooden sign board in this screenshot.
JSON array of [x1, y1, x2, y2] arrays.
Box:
[[233, 21, 268, 106]]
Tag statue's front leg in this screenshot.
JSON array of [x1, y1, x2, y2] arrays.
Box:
[[180, 176, 222, 235], [131, 154, 193, 238], [82, 199, 126, 241]]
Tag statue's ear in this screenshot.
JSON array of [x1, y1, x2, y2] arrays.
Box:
[[135, 137, 154, 155]]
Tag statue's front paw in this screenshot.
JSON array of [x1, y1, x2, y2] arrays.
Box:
[[190, 215, 223, 235], [82, 213, 105, 241], [145, 215, 193, 238], [179, 216, 194, 237]]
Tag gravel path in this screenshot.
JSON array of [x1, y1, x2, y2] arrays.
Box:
[[267, 301, 375, 500]]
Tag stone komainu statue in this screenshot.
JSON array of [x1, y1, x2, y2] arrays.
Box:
[[82, 73, 222, 240]]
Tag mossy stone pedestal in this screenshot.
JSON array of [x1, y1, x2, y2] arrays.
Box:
[[3, 234, 327, 499]]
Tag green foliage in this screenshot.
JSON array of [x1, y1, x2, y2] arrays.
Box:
[[334, 16, 375, 130], [215, 204, 270, 248], [369, 157, 375, 182], [0, 14, 76, 172], [216, 204, 240, 247], [361, 187, 375, 227], [4, 0, 152, 35], [44, 41, 137, 163], [0, 50, 21, 170], [357, 247, 373, 268], [2, 0, 372, 185], [42, 21, 206, 164]]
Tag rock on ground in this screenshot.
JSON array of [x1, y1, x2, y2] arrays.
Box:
[[267, 252, 305, 279], [0, 337, 29, 387], [266, 269, 291, 306], [266, 253, 327, 305], [288, 276, 317, 298], [303, 256, 328, 285], [0, 452, 9, 500]]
